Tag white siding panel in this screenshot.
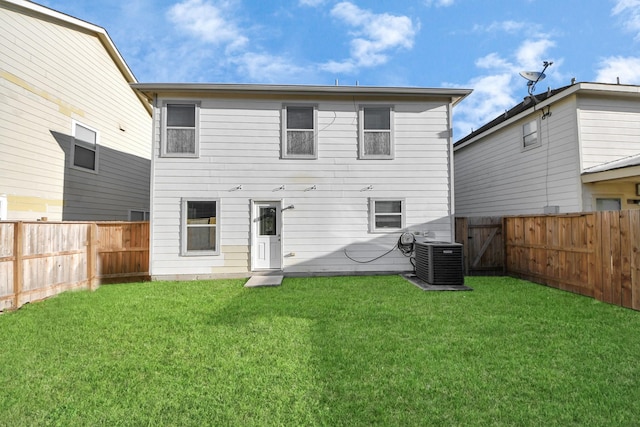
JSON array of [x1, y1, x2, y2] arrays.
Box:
[[454, 98, 582, 216], [578, 96, 640, 169], [0, 5, 151, 220], [151, 98, 453, 277]]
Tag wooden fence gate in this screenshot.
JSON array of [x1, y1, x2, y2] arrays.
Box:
[[455, 216, 504, 276]]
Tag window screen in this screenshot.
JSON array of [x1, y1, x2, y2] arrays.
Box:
[[184, 200, 218, 253], [72, 122, 97, 171], [165, 104, 197, 156], [361, 107, 393, 158], [284, 106, 316, 158]]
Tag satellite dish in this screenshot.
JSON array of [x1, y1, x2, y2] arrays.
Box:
[[519, 71, 546, 83], [519, 61, 553, 95]]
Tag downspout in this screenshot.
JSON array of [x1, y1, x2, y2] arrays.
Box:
[[149, 93, 158, 279], [448, 98, 456, 243]]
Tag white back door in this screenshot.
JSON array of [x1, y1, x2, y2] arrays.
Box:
[[252, 201, 282, 270]]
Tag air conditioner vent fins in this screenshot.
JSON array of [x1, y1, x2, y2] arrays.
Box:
[[414, 242, 464, 286]]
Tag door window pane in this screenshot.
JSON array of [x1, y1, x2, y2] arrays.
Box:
[[259, 207, 277, 236]]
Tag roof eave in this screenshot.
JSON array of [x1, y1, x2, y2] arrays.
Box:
[[131, 83, 472, 103]]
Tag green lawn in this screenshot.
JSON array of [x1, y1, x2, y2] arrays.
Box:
[[1, 276, 639, 426]]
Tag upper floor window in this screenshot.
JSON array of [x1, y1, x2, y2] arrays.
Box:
[[71, 121, 99, 172], [522, 119, 539, 149], [282, 105, 317, 159], [359, 106, 394, 159], [162, 102, 199, 157]]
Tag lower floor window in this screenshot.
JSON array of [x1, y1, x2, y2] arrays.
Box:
[[370, 198, 404, 232], [596, 198, 621, 211], [182, 199, 219, 255], [129, 210, 150, 221]]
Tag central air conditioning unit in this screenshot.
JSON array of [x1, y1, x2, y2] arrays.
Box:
[[414, 242, 464, 285]]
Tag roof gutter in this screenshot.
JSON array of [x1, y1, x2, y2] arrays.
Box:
[[131, 83, 472, 104]]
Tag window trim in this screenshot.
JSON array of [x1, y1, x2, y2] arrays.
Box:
[[70, 120, 99, 173], [522, 118, 540, 150], [359, 105, 395, 160], [161, 101, 200, 158], [281, 104, 318, 159], [369, 198, 405, 233], [181, 198, 220, 256]]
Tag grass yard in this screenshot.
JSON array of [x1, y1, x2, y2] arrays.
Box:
[[1, 276, 639, 426]]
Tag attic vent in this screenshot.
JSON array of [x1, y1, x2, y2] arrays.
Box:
[[414, 242, 464, 286]]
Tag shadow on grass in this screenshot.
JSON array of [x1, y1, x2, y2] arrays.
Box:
[[204, 275, 640, 426]]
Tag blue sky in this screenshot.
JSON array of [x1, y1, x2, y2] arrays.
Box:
[[40, 0, 640, 139]]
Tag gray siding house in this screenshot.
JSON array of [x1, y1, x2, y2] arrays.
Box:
[[454, 82, 640, 216], [0, 0, 151, 221], [132, 83, 471, 279]]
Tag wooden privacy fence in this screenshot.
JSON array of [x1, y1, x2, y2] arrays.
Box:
[[505, 211, 640, 310], [0, 221, 149, 312], [456, 211, 640, 311]]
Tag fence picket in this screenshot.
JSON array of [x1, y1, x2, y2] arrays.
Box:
[[0, 221, 149, 312], [463, 211, 639, 311]]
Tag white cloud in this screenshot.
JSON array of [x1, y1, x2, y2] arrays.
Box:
[[515, 38, 556, 69], [322, 2, 418, 73], [167, 0, 248, 52], [424, 0, 455, 6], [595, 56, 640, 84], [451, 36, 557, 140], [473, 20, 529, 34], [231, 52, 309, 83], [299, 0, 327, 6], [451, 73, 517, 139], [612, 0, 640, 39]]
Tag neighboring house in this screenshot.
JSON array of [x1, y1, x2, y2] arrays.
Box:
[[454, 82, 640, 217], [0, 0, 151, 221], [132, 83, 471, 279]]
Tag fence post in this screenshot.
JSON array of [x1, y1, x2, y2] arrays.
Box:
[[12, 222, 23, 310], [455, 217, 469, 275], [87, 222, 99, 291], [502, 216, 507, 275]]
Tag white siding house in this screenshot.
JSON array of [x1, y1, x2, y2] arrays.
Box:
[[454, 82, 640, 216], [0, 0, 151, 221], [132, 84, 471, 279]]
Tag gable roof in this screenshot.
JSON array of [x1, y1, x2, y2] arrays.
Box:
[[1, 0, 151, 114], [454, 82, 640, 150], [455, 85, 572, 146]]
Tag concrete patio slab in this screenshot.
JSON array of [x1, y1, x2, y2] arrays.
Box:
[[244, 275, 284, 288]]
